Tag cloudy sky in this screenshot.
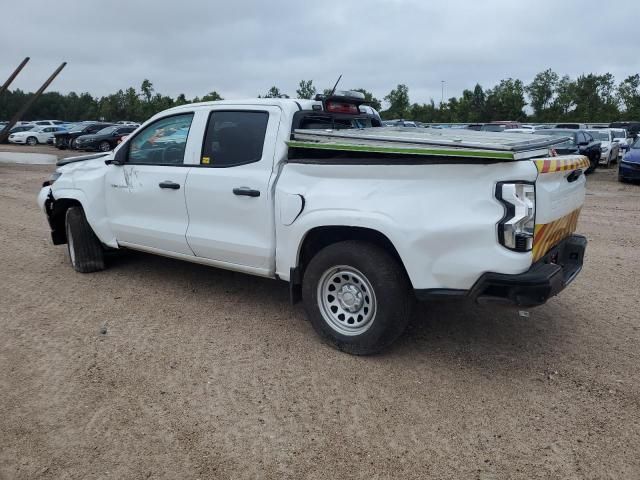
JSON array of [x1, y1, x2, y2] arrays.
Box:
[[1, 0, 636, 107]]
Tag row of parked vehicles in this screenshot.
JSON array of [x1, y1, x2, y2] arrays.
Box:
[[384, 119, 638, 176], [1, 120, 139, 151]]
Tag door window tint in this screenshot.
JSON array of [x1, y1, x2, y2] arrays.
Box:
[[201, 111, 268, 167], [128, 114, 194, 165]]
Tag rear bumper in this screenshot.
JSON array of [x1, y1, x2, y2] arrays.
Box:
[[416, 234, 587, 307]]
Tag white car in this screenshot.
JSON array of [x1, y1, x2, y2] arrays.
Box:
[[610, 128, 631, 159], [587, 129, 620, 168], [37, 96, 588, 354], [8, 125, 66, 145]]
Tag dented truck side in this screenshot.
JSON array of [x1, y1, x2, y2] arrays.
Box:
[[38, 96, 587, 354]]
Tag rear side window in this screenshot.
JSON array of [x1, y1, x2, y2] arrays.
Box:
[[200, 111, 268, 167]]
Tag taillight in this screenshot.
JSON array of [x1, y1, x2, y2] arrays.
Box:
[[496, 182, 535, 252], [325, 101, 359, 114]]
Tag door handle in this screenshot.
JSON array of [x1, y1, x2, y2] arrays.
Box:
[[233, 187, 260, 197], [159, 181, 180, 190]]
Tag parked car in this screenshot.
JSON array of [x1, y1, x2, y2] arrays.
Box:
[[554, 123, 588, 129], [586, 129, 620, 168], [383, 120, 418, 127], [74, 125, 139, 152], [0, 124, 35, 144], [38, 96, 588, 354], [618, 136, 640, 183], [610, 128, 632, 159], [609, 121, 640, 140], [489, 121, 522, 129], [533, 129, 601, 173], [8, 125, 67, 145], [53, 122, 114, 149]]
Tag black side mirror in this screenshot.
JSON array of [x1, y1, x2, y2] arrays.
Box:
[[106, 145, 127, 165]]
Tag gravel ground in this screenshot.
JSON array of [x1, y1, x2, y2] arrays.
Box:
[[0, 161, 638, 479]]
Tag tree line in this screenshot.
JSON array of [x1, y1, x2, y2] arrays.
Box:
[[1, 70, 639, 124]]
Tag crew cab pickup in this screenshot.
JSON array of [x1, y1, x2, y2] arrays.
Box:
[[38, 92, 588, 355]]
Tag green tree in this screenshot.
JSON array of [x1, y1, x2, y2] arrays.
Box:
[[526, 69, 559, 121], [262, 86, 289, 98], [200, 91, 223, 102], [550, 75, 576, 118], [296, 80, 316, 99], [571, 74, 619, 122], [484, 78, 527, 121], [618, 74, 640, 119], [140, 79, 154, 103], [383, 84, 410, 118]]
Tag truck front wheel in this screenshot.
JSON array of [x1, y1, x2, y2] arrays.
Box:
[[302, 241, 412, 355], [65, 206, 105, 273]]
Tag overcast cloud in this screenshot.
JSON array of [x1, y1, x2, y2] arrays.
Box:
[[1, 0, 637, 107]]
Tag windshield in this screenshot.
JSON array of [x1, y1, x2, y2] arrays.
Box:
[[633, 137, 640, 149], [96, 126, 118, 135], [588, 131, 609, 141], [612, 130, 626, 139]]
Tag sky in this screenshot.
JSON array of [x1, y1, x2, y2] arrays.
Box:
[[1, 0, 637, 108]]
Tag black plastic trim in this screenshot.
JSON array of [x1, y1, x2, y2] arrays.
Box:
[[415, 235, 587, 307]]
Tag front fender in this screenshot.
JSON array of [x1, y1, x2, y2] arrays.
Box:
[[49, 187, 118, 248]]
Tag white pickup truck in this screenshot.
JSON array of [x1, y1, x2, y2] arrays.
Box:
[[38, 92, 588, 354]]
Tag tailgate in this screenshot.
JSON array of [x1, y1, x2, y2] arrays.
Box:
[[532, 155, 589, 261]]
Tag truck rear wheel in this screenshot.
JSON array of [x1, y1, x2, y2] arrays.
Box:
[[302, 241, 412, 355], [65, 206, 105, 273]]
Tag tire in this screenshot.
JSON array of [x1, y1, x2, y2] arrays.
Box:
[[585, 153, 598, 174], [302, 240, 412, 355], [26, 136, 37, 146], [65, 206, 105, 273], [98, 141, 112, 152]]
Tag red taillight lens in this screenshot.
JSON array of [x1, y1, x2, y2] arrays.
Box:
[[325, 101, 359, 114]]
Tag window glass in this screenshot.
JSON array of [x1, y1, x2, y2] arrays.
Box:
[[201, 111, 268, 167], [128, 113, 194, 165]]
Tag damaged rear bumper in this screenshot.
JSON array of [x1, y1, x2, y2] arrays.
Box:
[[416, 234, 587, 307]]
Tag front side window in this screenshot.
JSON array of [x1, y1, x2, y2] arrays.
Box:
[[201, 111, 268, 167], [128, 113, 194, 165]]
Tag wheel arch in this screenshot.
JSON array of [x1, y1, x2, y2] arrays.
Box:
[[289, 225, 412, 303], [48, 197, 83, 245]]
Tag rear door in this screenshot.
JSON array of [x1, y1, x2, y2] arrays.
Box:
[[532, 155, 589, 262], [184, 106, 281, 273], [105, 112, 196, 255]]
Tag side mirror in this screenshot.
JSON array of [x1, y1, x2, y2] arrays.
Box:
[[106, 145, 127, 165]]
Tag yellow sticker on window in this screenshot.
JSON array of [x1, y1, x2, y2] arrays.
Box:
[[201, 156, 210, 164]]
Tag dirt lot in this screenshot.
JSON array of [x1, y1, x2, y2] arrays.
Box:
[[0, 159, 639, 479]]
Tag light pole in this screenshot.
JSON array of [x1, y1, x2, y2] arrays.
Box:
[[441, 80, 445, 107]]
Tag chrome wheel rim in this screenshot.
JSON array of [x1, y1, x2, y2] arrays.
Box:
[[317, 265, 376, 336], [99, 142, 110, 152]]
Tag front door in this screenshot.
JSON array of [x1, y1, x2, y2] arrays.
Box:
[[105, 113, 195, 255]]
